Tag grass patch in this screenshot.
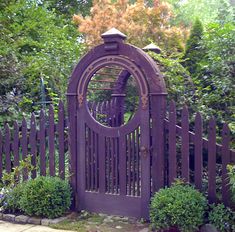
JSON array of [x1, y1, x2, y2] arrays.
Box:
[[50, 219, 86, 231], [49, 212, 105, 231]]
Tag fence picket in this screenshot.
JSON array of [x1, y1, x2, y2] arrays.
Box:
[[39, 110, 46, 176], [22, 117, 28, 180], [169, 100, 176, 185], [208, 117, 216, 203], [194, 112, 203, 190], [222, 123, 230, 206], [30, 113, 37, 179], [181, 106, 189, 182], [5, 124, 11, 173], [49, 105, 55, 176], [58, 101, 65, 179], [13, 121, 19, 169]]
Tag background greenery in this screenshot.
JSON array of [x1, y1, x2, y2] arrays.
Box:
[[0, 0, 234, 145]]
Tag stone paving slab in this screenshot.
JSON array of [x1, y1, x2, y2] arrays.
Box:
[[0, 220, 74, 232]]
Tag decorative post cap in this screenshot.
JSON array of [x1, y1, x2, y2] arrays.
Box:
[[101, 28, 127, 43], [143, 43, 161, 54]]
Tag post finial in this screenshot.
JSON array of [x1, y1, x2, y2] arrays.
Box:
[[143, 43, 161, 54], [101, 28, 127, 43]]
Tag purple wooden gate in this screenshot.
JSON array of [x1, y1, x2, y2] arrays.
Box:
[[67, 28, 167, 219]]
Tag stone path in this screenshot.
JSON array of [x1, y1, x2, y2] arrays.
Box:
[[0, 220, 74, 232]]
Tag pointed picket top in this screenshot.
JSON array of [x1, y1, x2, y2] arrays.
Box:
[[101, 28, 127, 43], [143, 43, 161, 54], [30, 113, 36, 126]]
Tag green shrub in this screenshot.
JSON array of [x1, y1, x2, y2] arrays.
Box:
[[150, 182, 207, 232], [2, 184, 24, 213], [208, 204, 235, 232], [227, 164, 235, 203], [19, 176, 71, 218]]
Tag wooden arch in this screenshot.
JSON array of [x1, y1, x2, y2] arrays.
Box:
[[67, 28, 167, 219]]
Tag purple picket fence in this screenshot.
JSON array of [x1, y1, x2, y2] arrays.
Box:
[[0, 101, 68, 180], [164, 100, 235, 206], [0, 99, 234, 210]]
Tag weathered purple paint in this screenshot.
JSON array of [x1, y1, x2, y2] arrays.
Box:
[[67, 28, 167, 219], [208, 117, 216, 203], [0, 29, 234, 219], [194, 112, 203, 190]]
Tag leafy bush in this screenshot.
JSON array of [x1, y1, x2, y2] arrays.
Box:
[[1, 184, 24, 213], [150, 182, 207, 232], [19, 176, 71, 218], [227, 164, 235, 203], [208, 204, 235, 232]]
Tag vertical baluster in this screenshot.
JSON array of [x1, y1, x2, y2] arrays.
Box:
[[87, 128, 92, 191], [92, 102, 97, 119], [222, 123, 230, 205], [132, 131, 136, 196], [136, 127, 140, 196], [58, 101, 65, 179], [107, 101, 111, 126], [194, 112, 203, 190], [94, 133, 98, 191], [111, 137, 115, 193], [49, 105, 55, 176], [5, 124, 11, 173], [128, 134, 131, 195], [98, 134, 105, 193], [39, 109, 46, 176], [208, 117, 216, 203], [90, 130, 94, 191], [115, 138, 119, 194], [30, 113, 37, 179], [107, 137, 111, 193], [119, 134, 127, 195], [181, 106, 189, 182], [169, 100, 176, 185]]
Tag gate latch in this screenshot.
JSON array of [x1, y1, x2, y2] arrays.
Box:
[[140, 146, 148, 158]]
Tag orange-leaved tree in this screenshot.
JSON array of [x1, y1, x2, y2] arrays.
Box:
[[73, 0, 188, 52]]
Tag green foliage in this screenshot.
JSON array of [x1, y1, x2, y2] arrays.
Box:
[[208, 204, 235, 232], [0, 0, 84, 125], [227, 164, 235, 202], [0, 156, 34, 213], [19, 176, 71, 218], [166, 0, 233, 27], [149, 51, 193, 107], [183, 18, 204, 75], [0, 156, 35, 188], [1, 184, 24, 213], [150, 181, 207, 232], [192, 20, 235, 145]]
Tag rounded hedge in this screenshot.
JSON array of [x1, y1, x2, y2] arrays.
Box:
[[150, 182, 207, 232], [19, 176, 71, 218]]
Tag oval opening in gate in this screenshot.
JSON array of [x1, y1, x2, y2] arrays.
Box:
[[86, 65, 139, 127]]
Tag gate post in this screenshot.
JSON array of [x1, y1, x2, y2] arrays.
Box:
[[151, 94, 167, 193], [66, 94, 78, 209]]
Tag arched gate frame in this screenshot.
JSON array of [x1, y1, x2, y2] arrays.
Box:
[[67, 29, 167, 219]]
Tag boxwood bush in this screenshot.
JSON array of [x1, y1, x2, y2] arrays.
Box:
[[19, 176, 71, 218], [150, 182, 207, 232]]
